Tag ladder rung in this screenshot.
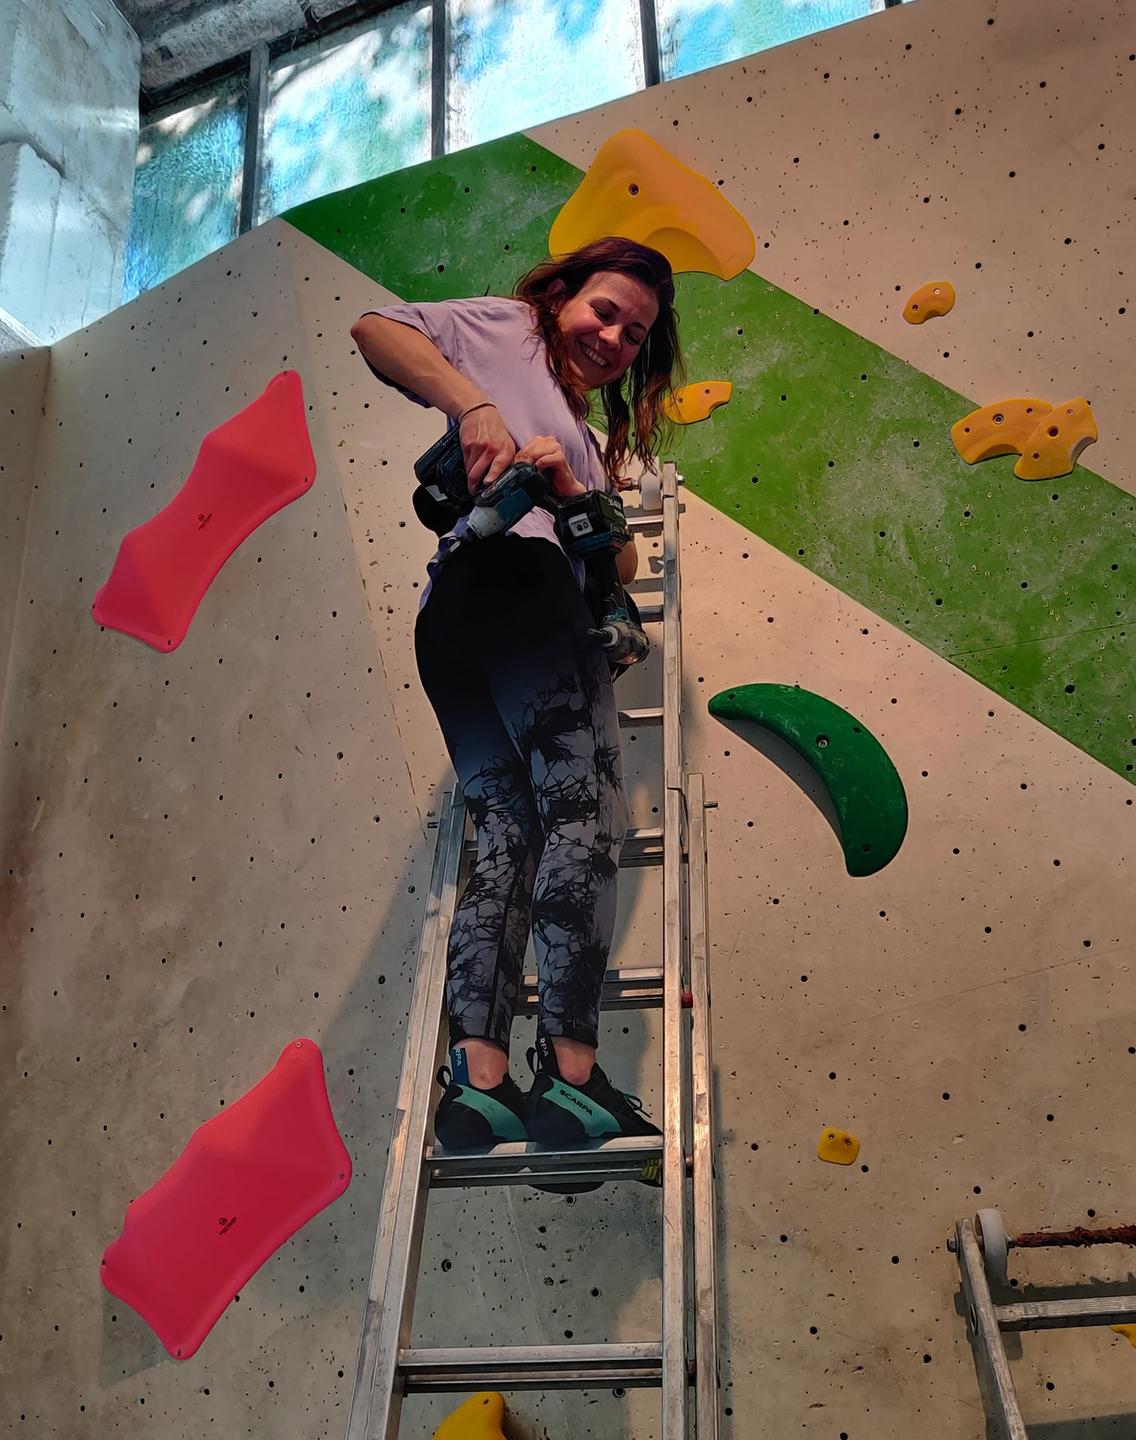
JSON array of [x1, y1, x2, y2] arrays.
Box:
[[619, 706, 664, 728], [622, 825, 664, 866], [463, 826, 664, 868], [994, 1297, 1136, 1332], [637, 601, 663, 623], [627, 515, 663, 535], [518, 966, 664, 1013], [427, 1134, 663, 1188], [399, 1342, 663, 1392]]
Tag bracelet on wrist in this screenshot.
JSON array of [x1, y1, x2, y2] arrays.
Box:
[[457, 400, 496, 424]]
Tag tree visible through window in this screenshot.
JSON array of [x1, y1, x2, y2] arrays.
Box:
[[259, 3, 433, 223], [445, 0, 644, 153], [123, 79, 246, 302], [657, 0, 888, 81]]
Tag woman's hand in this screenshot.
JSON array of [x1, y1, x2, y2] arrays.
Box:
[[515, 435, 586, 498], [459, 404, 516, 492]]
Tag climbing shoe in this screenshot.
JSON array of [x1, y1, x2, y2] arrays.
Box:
[[524, 1034, 663, 1190], [433, 1046, 528, 1151]]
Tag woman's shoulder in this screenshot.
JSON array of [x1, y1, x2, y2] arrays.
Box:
[[447, 295, 530, 319]]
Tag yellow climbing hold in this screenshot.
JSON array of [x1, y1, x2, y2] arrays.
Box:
[[1013, 397, 1098, 480], [950, 398, 1054, 464], [817, 1127, 860, 1165], [433, 1391, 507, 1440], [549, 128, 756, 280], [662, 380, 733, 424], [1111, 1325, 1136, 1348], [903, 280, 956, 324]]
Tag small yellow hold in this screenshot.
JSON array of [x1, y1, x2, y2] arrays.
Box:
[[549, 128, 756, 280], [950, 398, 1054, 464], [1111, 1325, 1136, 1348], [817, 1127, 860, 1165], [662, 380, 733, 424], [1013, 397, 1098, 480], [903, 280, 956, 324], [433, 1391, 507, 1440]]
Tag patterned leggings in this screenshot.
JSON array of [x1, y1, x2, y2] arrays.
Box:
[[414, 536, 628, 1052]]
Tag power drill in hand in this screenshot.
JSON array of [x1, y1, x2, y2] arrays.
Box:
[[412, 427, 649, 672], [452, 463, 549, 547], [412, 425, 550, 544]]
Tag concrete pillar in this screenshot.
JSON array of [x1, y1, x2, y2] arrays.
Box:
[[0, 0, 140, 342]]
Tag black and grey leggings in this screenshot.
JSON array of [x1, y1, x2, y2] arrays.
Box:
[[414, 536, 628, 1053]]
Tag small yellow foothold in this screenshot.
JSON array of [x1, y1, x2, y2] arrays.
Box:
[[1013, 397, 1098, 480], [903, 280, 956, 323], [950, 398, 1054, 464], [1111, 1325, 1136, 1348], [817, 1127, 860, 1165], [662, 380, 733, 424], [433, 1391, 507, 1440]]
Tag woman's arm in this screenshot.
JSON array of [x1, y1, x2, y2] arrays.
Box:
[[350, 314, 486, 418], [351, 313, 516, 488], [616, 539, 638, 585]]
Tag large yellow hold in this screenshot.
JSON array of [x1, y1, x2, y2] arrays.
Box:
[[549, 128, 756, 280], [950, 399, 1054, 464], [1014, 398, 1098, 480], [433, 1391, 507, 1440]]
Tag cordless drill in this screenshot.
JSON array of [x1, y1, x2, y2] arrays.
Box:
[[413, 428, 650, 670], [412, 425, 549, 543]]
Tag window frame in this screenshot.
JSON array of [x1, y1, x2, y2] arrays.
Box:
[[136, 0, 909, 245]]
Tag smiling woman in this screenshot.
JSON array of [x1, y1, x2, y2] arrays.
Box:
[[349, 237, 685, 1176]]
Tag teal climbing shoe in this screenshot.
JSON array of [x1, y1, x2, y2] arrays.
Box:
[[433, 1047, 528, 1151]]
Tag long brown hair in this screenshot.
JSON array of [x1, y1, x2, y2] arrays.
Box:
[[513, 237, 685, 485]]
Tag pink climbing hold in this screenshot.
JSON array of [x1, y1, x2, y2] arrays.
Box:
[[91, 370, 316, 651], [100, 1038, 351, 1359]]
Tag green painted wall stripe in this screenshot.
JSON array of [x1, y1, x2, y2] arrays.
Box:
[[285, 134, 1134, 782]]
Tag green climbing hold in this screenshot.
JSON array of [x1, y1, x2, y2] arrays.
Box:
[[707, 683, 908, 877]]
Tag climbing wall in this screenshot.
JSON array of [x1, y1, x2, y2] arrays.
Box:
[[1, 0, 1133, 1436]]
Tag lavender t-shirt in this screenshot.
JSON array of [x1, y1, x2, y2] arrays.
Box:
[[362, 296, 609, 608]]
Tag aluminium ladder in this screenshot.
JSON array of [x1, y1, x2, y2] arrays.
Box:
[[346, 462, 720, 1439]]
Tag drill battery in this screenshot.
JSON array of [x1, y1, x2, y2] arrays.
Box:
[[554, 489, 631, 558]]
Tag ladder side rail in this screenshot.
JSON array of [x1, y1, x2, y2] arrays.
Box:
[[345, 790, 468, 1440], [661, 461, 684, 794], [687, 772, 720, 1439], [954, 1219, 1029, 1440], [660, 461, 690, 1439]]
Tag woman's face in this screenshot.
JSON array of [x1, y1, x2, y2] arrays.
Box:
[[553, 271, 660, 389]]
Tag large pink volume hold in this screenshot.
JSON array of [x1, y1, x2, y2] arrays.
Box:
[[92, 370, 316, 651], [100, 1039, 352, 1359]]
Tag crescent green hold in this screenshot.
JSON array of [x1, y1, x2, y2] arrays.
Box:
[[707, 683, 908, 877]]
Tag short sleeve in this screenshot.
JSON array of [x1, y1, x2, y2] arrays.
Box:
[[356, 301, 462, 408]]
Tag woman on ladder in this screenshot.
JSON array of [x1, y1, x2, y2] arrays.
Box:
[[351, 238, 685, 1185]]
